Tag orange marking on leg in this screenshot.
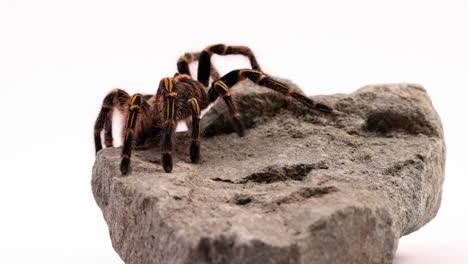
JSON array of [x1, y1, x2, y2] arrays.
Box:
[[187, 98, 201, 115], [239, 69, 261, 76], [171, 100, 175, 120], [256, 74, 267, 84], [268, 79, 290, 93], [101, 104, 113, 109], [166, 99, 169, 119], [130, 112, 136, 126], [129, 94, 143, 105], [214, 81, 230, 97], [238, 69, 261, 81], [162, 77, 174, 92], [173, 74, 191, 82], [164, 100, 176, 121]]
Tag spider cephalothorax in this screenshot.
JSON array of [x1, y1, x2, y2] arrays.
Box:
[[94, 44, 332, 174]]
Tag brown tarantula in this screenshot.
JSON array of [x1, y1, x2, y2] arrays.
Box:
[[94, 44, 332, 174]]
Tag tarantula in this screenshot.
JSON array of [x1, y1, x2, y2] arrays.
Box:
[[94, 44, 332, 174]]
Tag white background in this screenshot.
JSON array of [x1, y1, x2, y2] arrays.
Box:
[[1, 0, 467, 263]]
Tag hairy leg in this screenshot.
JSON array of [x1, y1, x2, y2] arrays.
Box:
[[211, 80, 245, 137], [187, 98, 201, 163], [120, 94, 148, 175], [208, 69, 333, 136], [93, 89, 130, 153], [198, 44, 262, 86], [159, 78, 179, 173], [177, 52, 220, 80], [211, 69, 332, 112]]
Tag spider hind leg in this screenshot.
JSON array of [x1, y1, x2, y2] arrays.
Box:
[[93, 89, 130, 153]]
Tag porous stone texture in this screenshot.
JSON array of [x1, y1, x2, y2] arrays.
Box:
[[92, 79, 445, 264]]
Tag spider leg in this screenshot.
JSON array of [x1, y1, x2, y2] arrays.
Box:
[[211, 69, 333, 113], [177, 52, 220, 80], [198, 44, 262, 86], [160, 78, 179, 173], [208, 69, 333, 136], [120, 94, 148, 175], [187, 98, 201, 163], [211, 80, 245, 137], [103, 116, 113, 148], [94, 89, 130, 153]]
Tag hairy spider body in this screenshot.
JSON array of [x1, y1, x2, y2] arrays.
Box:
[[94, 44, 332, 174]]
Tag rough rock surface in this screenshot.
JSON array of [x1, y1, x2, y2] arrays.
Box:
[[92, 79, 445, 264]]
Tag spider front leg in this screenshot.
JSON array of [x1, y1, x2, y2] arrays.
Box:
[[160, 78, 179, 173], [212, 69, 332, 113], [211, 81, 245, 137], [94, 89, 130, 153], [120, 94, 148, 175], [208, 69, 333, 136]]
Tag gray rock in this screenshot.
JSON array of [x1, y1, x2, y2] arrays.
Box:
[[92, 79, 445, 264]]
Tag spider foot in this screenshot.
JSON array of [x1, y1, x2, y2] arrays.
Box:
[[162, 153, 173, 173], [120, 157, 130, 175], [232, 117, 245, 137], [190, 141, 201, 163], [314, 103, 333, 113]]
